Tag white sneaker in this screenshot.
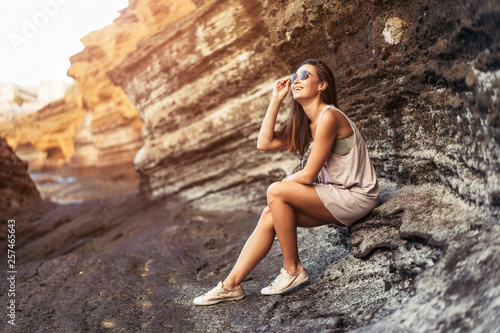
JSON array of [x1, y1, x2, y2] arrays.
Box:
[[193, 282, 244, 305], [261, 267, 309, 295]]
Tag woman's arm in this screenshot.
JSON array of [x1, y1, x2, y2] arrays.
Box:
[[257, 79, 290, 151], [285, 110, 339, 184]]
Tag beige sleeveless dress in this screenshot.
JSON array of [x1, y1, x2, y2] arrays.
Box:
[[312, 105, 380, 226]]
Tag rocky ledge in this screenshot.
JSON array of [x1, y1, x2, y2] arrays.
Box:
[[0, 179, 497, 332]]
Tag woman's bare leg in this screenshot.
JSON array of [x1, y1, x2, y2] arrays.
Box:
[[267, 181, 339, 275], [222, 207, 276, 290], [222, 182, 340, 290]]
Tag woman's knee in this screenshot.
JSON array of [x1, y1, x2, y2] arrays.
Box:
[[267, 181, 285, 204]]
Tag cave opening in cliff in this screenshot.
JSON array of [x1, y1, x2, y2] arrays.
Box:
[[46, 146, 65, 160]]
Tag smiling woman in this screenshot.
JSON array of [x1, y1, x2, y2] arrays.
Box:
[[193, 59, 381, 305], [0, 0, 128, 86]]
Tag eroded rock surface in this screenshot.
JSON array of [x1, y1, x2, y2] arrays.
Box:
[[109, 0, 499, 221], [0, 137, 41, 254], [109, 0, 292, 206]]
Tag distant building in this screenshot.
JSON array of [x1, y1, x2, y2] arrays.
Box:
[[0, 81, 69, 118], [38, 80, 68, 105], [0, 83, 16, 105], [0, 83, 37, 104]]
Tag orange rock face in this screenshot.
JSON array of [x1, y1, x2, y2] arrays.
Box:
[[67, 0, 197, 168], [0, 93, 86, 170], [1, 0, 198, 173]]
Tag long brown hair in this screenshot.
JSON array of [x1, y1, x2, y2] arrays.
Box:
[[275, 59, 338, 156]]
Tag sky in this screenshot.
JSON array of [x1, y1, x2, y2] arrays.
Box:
[[0, 0, 129, 87]]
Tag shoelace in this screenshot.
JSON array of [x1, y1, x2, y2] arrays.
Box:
[[270, 271, 287, 287], [204, 285, 224, 298]]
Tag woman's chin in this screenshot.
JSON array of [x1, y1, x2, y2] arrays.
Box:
[[292, 93, 309, 102], [292, 91, 302, 100]]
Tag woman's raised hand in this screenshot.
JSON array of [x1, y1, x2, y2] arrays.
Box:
[[272, 78, 291, 101], [258, 78, 290, 151]]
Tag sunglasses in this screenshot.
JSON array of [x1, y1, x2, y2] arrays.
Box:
[[290, 70, 319, 84]]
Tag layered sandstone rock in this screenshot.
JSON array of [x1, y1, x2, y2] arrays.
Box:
[[66, 0, 197, 169], [1, 0, 199, 175], [110, 0, 499, 218], [0, 93, 86, 170], [109, 0, 292, 207]]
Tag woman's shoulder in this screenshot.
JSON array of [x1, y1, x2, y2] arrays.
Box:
[[315, 108, 344, 136], [318, 105, 355, 137], [319, 105, 347, 124]]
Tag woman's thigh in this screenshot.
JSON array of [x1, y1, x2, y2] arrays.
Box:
[[267, 181, 342, 227]]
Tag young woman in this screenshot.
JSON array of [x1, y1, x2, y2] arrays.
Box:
[[193, 59, 380, 305]]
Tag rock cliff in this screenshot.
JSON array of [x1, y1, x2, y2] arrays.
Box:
[[0, 137, 40, 263], [0, 0, 198, 173], [109, 0, 290, 207], [66, 0, 197, 169], [109, 0, 499, 220], [103, 0, 498, 331], [0, 93, 86, 170]]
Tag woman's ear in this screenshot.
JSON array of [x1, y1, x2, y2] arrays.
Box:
[[319, 81, 328, 92]]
